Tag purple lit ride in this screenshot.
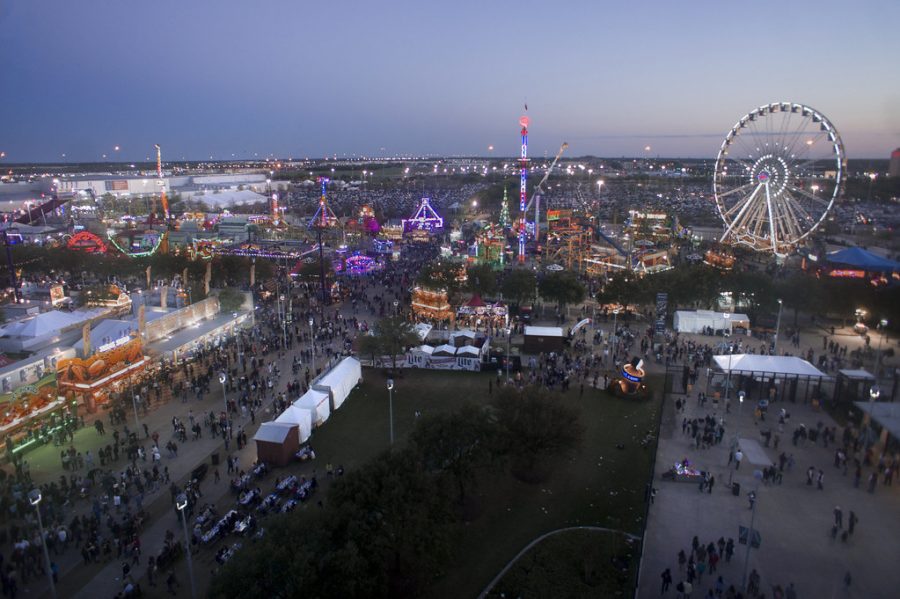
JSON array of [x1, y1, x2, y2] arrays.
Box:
[[402, 197, 444, 233]]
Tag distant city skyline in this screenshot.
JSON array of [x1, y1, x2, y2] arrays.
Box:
[[1, 0, 898, 162]]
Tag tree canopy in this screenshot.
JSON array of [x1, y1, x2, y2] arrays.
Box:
[[500, 268, 537, 306], [539, 271, 586, 311]]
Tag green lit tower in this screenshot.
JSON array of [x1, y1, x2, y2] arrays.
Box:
[[499, 186, 511, 229]]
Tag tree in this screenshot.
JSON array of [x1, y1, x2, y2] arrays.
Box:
[[216, 288, 246, 313], [539, 271, 586, 312], [408, 403, 496, 503], [75, 284, 119, 307], [501, 268, 537, 306], [370, 316, 419, 372], [492, 386, 583, 479], [417, 261, 463, 301], [466, 263, 497, 297]]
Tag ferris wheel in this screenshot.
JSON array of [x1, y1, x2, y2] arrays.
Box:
[[714, 102, 845, 256]]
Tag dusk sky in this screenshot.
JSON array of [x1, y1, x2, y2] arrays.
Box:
[[2, 0, 898, 162]]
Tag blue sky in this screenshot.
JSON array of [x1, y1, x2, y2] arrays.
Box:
[[1, 0, 898, 161]]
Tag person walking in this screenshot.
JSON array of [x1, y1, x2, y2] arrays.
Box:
[[660, 567, 672, 593], [848, 511, 858, 536], [734, 449, 743, 470], [833, 506, 843, 528]]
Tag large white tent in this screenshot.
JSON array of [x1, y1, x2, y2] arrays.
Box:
[[312, 356, 362, 411], [674, 310, 750, 334], [712, 354, 825, 378], [295, 389, 331, 426], [274, 405, 313, 443]]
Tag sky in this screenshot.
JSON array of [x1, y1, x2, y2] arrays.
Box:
[[1, 0, 898, 162]]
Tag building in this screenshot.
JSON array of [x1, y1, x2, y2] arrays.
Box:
[[890, 148, 900, 178]]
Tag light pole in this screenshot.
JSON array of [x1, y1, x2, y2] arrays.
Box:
[[387, 378, 395, 447], [393, 299, 399, 316], [130, 375, 141, 432], [612, 308, 620, 360], [218, 372, 228, 418], [741, 473, 763, 593], [723, 313, 732, 401], [773, 299, 783, 355], [176, 493, 198, 599], [876, 319, 889, 376], [505, 327, 512, 383], [279, 294, 287, 350], [309, 317, 315, 369], [28, 490, 56, 599]]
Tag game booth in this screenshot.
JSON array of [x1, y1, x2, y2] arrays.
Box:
[[57, 336, 149, 412], [1, 373, 78, 458]]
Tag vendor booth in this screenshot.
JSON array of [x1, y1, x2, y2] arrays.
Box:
[[674, 310, 750, 335], [295, 389, 331, 426], [253, 422, 298, 467], [523, 326, 564, 354], [274, 405, 313, 444], [312, 357, 362, 411]]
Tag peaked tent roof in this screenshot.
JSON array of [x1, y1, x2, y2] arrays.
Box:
[[825, 247, 900, 272], [466, 294, 486, 307], [712, 354, 826, 378], [253, 421, 296, 443]]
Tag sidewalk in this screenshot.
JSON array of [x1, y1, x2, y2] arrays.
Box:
[[636, 371, 900, 598]]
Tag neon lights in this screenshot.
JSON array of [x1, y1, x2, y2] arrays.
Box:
[[402, 197, 444, 233], [106, 230, 164, 258], [518, 114, 529, 263], [67, 231, 108, 254]]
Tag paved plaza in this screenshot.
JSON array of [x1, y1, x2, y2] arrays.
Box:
[[637, 325, 900, 599]]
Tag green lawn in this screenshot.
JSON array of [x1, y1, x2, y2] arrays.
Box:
[[304, 368, 661, 598], [488, 529, 640, 598]]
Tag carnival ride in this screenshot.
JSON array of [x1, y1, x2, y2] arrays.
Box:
[[517, 112, 529, 262], [66, 231, 108, 254], [714, 102, 845, 257], [402, 197, 443, 234], [526, 141, 568, 243], [14, 195, 69, 224]]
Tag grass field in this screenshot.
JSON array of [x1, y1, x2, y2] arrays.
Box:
[[298, 368, 661, 598], [488, 528, 640, 598], [188, 368, 660, 597]]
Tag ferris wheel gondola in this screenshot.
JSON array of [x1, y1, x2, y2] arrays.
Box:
[[714, 102, 845, 257]]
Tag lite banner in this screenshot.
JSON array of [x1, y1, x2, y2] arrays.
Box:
[[655, 293, 668, 334]]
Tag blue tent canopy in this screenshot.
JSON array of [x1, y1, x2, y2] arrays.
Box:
[[825, 247, 900, 272]]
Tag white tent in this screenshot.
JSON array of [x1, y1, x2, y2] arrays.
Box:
[[414, 323, 432, 342], [274, 405, 313, 443], [712, 354, 825, 378], [432, 344, 457, 356], [674, 310, 750, 334], [295, 389, 331, 426], [456, 345, 480, 357], [312, 356, 362, 411]]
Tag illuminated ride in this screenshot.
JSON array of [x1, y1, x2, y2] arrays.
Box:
[[714, 102, 845, 257], [517, 112, 529, 262], [402, 197, 443, 234], [66, 231, 108, 254], [107, 228, 166, 258]]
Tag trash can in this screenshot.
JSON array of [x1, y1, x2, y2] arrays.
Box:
[[211, 452, 220, 466], [732, 482, 740, 496]]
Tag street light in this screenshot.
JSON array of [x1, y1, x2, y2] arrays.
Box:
[[612, 308, 620, 360], [393, 299, 399, 316], [218, 372, 228, 418], [387, 379, 395, 447], [28, 490, 56, 599], [773, 299, 783, 355], [741, 471, 764, 593], [176, 493, 198, 599], [876, 319, 889, 375], [505, 327, 512, 383], [309, 317, 315, 368], [723, 313, 732, 401]]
